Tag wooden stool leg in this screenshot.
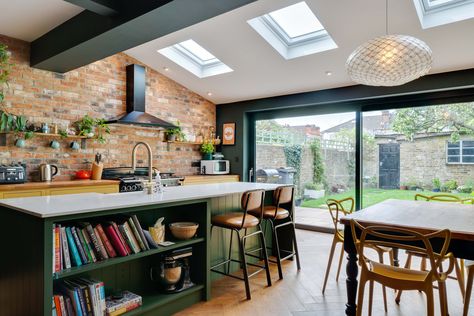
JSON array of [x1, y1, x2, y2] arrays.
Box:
[[271, 220, 284, 280], [238, 230, 251, 300], [454, 258, 466, 299], [368, 280, 374, 316], [258, 224, 272, 287], [322, 236, 338, 294], [463, 266, 474, 316], [336, 241, 345, 282], [396, 253, 413, 304], [291, 221, 301, 270]]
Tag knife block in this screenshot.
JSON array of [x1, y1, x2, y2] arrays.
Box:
[[91, 162, 104, 180]]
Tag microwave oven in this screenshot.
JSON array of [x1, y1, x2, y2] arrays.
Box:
[[200, 160, 230, 175]]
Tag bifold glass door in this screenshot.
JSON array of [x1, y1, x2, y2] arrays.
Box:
[[254, 112, 355, 229]]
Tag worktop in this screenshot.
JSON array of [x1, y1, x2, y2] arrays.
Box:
[[0, 182, 280, 218], [0, 179, 119, 191]]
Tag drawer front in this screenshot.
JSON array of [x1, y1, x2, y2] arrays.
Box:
[[3, 190, 44, 199], [183, 175, 239, 185], [49, 185, 118, 196]]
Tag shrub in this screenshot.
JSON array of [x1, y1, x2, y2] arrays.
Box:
[[458, 185, 473, 194], [304, 183, 324, 190], [443, 180, 458, 191]]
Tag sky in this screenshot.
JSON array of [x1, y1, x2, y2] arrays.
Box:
[[274, 111, 384, 131]]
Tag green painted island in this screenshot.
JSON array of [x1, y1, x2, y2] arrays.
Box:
[[0, 182, 285, 316]]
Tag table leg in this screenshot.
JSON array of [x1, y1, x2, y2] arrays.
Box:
[[344, 224, 358, 316], [392, 248, 400, 267]]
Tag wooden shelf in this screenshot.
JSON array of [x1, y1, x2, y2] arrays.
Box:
[[164, 141, 204, 145], [125, 285, 205, 316], [0, 132, 95, 148], [53, 237, 205, 279]]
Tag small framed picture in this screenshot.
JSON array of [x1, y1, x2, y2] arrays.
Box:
[[222, 122, 236, 145]]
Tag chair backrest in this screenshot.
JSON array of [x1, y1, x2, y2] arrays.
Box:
[[267, 185, 294, 219], [326, 197, 354, 239], [350, 219, 453, 282], [241, 189, 265, 227]]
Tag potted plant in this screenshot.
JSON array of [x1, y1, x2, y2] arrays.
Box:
[[165, 121, 185, 142], [13, 115, 34, 147], [200, 140, 214, 160], [399, 182, 408, 190], [74, 115, 110, 143], [432, 178, 441, 192], [444, 180, 458, 193], [303, 182, 325, 199]]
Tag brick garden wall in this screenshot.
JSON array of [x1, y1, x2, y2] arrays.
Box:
[[0, 35, 215, 180]]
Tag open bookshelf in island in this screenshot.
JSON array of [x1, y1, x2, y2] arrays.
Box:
[[0, 197, 211, 316]]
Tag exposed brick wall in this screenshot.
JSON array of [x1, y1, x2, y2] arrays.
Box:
[[0, 35, 215, 181]]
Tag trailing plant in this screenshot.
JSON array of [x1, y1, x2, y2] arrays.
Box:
[[74, 115, 110, 143], [309, 138, 326, 187], [58, 129, 68, 139], [284, 144, 303, 195], [0, 43, 12, 104], [95, 118, 110, 144], [200, 140, 214, 154]]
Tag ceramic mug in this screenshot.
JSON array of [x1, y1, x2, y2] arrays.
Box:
[[15, 139, 25, 148], [70, 141, 80, 150], [50, 140, 60, 149]]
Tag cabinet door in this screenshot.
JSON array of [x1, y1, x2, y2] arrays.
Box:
[[49, 185, 118, 196], [3, 190, 44, 199]]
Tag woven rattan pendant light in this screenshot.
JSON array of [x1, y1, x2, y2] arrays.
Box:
[[346, 0, 432, 86]]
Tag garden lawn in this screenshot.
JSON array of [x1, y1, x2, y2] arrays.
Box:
[[301, 188, 473, 209]]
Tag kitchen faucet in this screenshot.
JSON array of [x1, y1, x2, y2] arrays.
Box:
[[131, 141, 154, 194]]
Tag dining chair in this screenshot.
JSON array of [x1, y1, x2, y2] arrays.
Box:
[[351, 219, 454, 316], [463, 260, 474, 316], [396, 193, 469, 303], [322, 197, 393, 313]]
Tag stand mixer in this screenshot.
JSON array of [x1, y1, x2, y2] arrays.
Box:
[[151, 247, 195, 293]]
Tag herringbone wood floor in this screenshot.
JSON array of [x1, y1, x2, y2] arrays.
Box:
[[176, 230, 472, 316]]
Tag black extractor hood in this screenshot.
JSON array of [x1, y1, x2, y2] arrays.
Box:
[[107, 64, 176, 129]]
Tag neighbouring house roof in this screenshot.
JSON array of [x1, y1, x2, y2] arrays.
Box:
[[322, 111, 394, 135]]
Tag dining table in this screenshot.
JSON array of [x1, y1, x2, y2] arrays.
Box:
[[340, 198, 474, 316]]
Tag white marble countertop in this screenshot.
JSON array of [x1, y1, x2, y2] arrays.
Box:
[[0, 182, 282, 218]]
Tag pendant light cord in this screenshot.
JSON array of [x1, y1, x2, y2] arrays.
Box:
[[386, 0, 389, 35]]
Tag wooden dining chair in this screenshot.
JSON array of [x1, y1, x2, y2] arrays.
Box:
[[396, 193, 469, 304], [351, 219, 454, 316], [322, 197, 393, 313], [463, 260, 474, 316]]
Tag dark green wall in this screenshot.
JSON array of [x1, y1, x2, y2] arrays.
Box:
[[216, 68, 474, 180]]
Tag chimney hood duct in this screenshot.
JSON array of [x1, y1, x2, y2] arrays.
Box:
[[106, 64, 176, 129]]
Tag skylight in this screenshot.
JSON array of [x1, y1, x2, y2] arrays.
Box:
[[413, 0, 474, 28], [248, 1, 337, 60], [268, 2, 324, 38], [158, 40, 232, 78]]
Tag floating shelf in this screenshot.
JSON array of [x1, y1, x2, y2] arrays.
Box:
[[0, 132, 96, 149], [164, 141, 204, 145], [53, 237, 205, 279]]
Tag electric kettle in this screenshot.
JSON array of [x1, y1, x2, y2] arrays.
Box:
[[39, 164, 58, 182]]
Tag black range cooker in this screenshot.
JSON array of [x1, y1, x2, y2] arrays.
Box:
[[102, 167, 183, 193]]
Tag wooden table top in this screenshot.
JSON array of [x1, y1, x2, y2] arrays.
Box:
[[341, 199, 474, 241], [0, 179, 119, 192]]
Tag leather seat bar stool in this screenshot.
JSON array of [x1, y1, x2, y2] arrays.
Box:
[[210, 189, 272, 300], [247, 185, 301, 280]]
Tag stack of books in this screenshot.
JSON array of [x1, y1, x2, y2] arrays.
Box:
[[53, 215, 158, 273], [53, 278, 105, 316], [52, 279, 142, 316]]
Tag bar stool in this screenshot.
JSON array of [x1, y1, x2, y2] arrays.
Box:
[[210, 189, 272, 300], [248, 185, 301, 280]]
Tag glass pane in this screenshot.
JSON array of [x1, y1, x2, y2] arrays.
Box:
[[448, 156, 461, 163], [362, 103, 474, 209], [268, 2, 324, 38], [462, 156, 474, 163], [255, 112, 355, 230], [178, 40, 216, 62]]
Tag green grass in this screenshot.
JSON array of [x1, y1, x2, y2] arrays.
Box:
[[301, 188, 473, 209]]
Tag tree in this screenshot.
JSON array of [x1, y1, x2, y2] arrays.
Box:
[[392, 103, 474, 141]]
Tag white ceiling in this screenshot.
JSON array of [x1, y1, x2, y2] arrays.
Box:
[[126, 0, 474, 104], [0, 0, 82, 42], [1, 0, 474, 104]]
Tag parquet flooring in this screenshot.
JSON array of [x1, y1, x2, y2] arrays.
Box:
[[176, 230, 472, 315]]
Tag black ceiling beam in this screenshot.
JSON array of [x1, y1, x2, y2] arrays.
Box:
[[64, 0, 120, 16], [31, 0, 256, 73]]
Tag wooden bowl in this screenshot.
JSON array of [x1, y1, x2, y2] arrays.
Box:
[[169, 222, 199, 240]]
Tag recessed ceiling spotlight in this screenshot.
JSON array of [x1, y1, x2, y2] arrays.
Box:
[[163, 67, 170, 71], [325, 71, 332, 76], [207, 92, 213, 96]]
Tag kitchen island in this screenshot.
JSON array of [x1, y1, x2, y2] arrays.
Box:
[[0, 182, 286, 316]]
